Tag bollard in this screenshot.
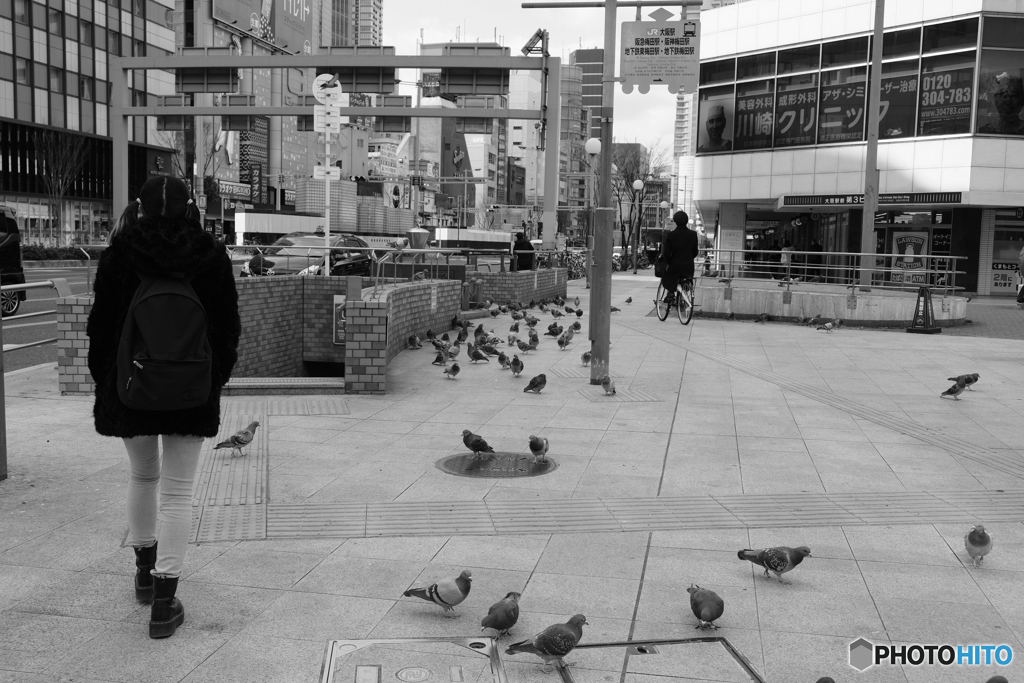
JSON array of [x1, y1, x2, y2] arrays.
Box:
[[470, 278, 484, 308], [461, 281, 471, 310]]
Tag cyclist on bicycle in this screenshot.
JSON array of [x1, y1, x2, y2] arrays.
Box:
[[660, 211, 700, 304]]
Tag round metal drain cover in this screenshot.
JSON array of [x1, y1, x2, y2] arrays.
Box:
[[437, 453, 558, 478]]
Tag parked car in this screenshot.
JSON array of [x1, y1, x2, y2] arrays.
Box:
[[0, 205, 26, 317], [259, 232, 373, 277]]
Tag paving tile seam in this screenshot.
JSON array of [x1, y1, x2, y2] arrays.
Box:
[[622, 320, 1024, 478]]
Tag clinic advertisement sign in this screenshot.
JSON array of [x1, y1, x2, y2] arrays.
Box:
[[892, 232, 928, 284]]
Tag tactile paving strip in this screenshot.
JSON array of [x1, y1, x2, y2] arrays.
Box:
[[254, 489, 1024, 540], [222, 399, 350, 415], [625, 319, 1024, 479], [192, 413, 267, 507], [548, 367, 621, 379], [195, 503, 267, 542], [577, 387, 664, 403]]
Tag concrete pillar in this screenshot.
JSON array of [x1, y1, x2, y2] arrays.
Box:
[[718, 202, 746, 275]]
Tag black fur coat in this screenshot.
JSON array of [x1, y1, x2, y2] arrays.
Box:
[[87, 217, 240, 438]]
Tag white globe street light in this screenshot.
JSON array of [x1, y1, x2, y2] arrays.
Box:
[[630, 179, 645, 273], [585, 138, 601, 156]]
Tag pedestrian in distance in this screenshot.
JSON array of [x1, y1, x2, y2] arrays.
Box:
[[659, 211, 700, 305], [513, 231, 535, 272], [87, 176, 241, 639]]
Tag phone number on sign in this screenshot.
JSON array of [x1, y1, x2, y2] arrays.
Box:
[[920, 105, 971, 118]]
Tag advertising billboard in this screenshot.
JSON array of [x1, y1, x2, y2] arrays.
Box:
[[817, 68, 866, 144], [696, 85, 735, 153], [734, 80, 774, 151], [773, 73, 817, 148], [212, 0, 313, 54], [918, 55, 974, 136], [891, 231, 929, 284]]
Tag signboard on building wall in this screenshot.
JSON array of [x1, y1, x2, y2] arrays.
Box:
[[619, 20, 700, 94], [696, 86, 735, 153], [879, 73, 918, 139], [734, 85, 773, 150], [992, 262, 1018, 292], [891, 231, 928, 284], [818, 74, 866, 144], [918, 67, 974, 136], [333, 294, 347, 346], [212, 0, 313, 54], [773, 76, 817, 148]]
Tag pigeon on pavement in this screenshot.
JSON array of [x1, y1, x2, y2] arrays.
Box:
[[523, 374, 547, 393], [964, 524, 993, 567], [403, 570, 473, 616], [506, 615, 588, 668], [947, 373, 980, 390], [817, 322, 833, 333], [571, 321, 581, 332], [581, 351, 591, 366], [443, 362, 461, 379], [574, 296, 580, 307], [497, 351, 509, 368], [517, 339, 532, 354], [687, 584, 724, 629], [408, 335, 421, 349], [481, 591, 521, 637], [557, 336, 568, 351], [511, 356, 524, 377], [601, 376, 616, 395], [941, 377, 966, 400], [610, 306, 620, 312], [214, 421, 260, 458], [432, 351, 446, 365], [462, 430, 495, 458], [625, 297, 632, 304], [448, 343, 461, 361], [737, 546, 811, 584], [426, 329, 436, 340], [470, 348, 490, 363], [528, 435, 549, 462], [575, 309, 583, 318]]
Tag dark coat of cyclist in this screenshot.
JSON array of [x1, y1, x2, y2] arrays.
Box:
[[661, 211, 700, 302]]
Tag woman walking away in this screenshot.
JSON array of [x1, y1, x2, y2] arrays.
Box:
[[87, 177, 240, 638]]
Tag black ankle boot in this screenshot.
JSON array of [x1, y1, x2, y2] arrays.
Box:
[[133, 543, 157, 604], [150, 576, 184, 639]]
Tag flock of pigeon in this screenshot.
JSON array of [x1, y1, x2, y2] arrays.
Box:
[[398, 524, 994, 673]]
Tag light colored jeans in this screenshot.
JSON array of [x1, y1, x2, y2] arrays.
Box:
[[123, 435, 204, 578]]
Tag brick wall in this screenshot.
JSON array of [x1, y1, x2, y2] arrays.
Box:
[[344, 299, 388, 394], [234, 277, 305, 377], [384, 280, 462, 364], [465, 268, 568, 304], [57, 296, 95, 395], [302, 276, 349, 364]]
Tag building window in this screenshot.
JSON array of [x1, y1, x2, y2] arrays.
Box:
[[882, 27, 921, 59], [15, 56, 29, 84], [64, 15, 77, 40], [737, 52, 776, 80], [80, 20, 92, 45], [976, 49, 1024, 136], [48, 66, 62, 92], [14, 0, 28, 24], [31, 2, 44, 27], [817, 66, 866, 143], [107, 28, 118, 54], [777, 45, 819, 75], [821, 36, 867, 68], [923, 18, 978, 54], [918, 52, 974, 136], [699, 58, 735, 86], [879, 59, 919, 139], [79, 75, 92, 99]]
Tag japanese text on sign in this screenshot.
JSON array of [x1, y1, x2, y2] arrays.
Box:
[[620, 20, 700, 95]]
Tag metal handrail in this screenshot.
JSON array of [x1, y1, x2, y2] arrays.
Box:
[[700, 248, 966, 294], [1, 279, 74, 353]]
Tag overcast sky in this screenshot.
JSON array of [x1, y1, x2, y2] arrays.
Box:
[[384, 0, 680, 155]]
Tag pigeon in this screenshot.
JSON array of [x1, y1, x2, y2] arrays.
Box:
[[575, 309, 583, 318], [529, 329, 540, 344], [443, 362, 460, 379], [517, 339, 532, 354], [528, 435, 549, 462], [510, 355, 524, 377], [480, 344, 499, 356], [457, 329, 468, 343], [462, 430, 495, 459], [490, 308, 500, 317], [610, 306, 620, 312], [754, 313, 770, 324], [941, 377, 966, 400], [719, 278, 732, 285], [571, 321, 581, 332], [432, 351, 446, 365], [581, 351, 591, 366], [601, 376, 616, 395], [574, 296, 580, 307], [565, 328, 574, 343], [551, 310, 563, 318], [964, 524, 993, 567], [408, 335, 421, 349], [817, 322, 833, 333], [448, 343, 461, 361], [947, 373, 979, 390], [564, 306, 575, 314], [510, 322, 520, 333], [213, 421, 260, 458], [426, 329, 435, 340], [545, 326, 563, 337], [388, 238, 408, 252], [557, 336, 568, 351], [470, 348, 490, 363], [481, 591, 521, 637], [625, 297, 632, 304], [506, 615, 588, 668], [687, 584, 724, 629], [474, 324, 485, 337], [814, 679, 836, 683], [523, 374, 547, 393], [511, 311, 523, 321], [737, 546, 811, 584], [442, 332, 450, 342], [497, 351, 509, 367], [403, 570, 473, 616], [807, 314, 821, 327]]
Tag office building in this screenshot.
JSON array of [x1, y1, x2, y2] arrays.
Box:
[[570, 48, 603, 139], [329, 0, 352, 46], [695, 0, 1024, 295], [508, 69, 545, 208], [353, 0, 382, 46]]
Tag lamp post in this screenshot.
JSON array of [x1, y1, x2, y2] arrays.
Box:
[[631, 178, 644, 274], [585, 137, 601, 291]]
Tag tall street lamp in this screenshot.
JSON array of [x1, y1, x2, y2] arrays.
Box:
[[585, 137, 601, 291], [631, 178, 644, 274]]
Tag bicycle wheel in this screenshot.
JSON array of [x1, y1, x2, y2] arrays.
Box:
[[676, 283, 693, 325], [655, 283, 670, 321]]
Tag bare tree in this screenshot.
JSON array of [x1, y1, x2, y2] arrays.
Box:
[[152, 118, 224, 192], [611, 140, 670, 259], [34, 130, 90, 246]]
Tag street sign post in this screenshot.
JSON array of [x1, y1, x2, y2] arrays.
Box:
[[312, 73, 344, 104], [312, 77, 343, 249], [619, 19, 699, 94]]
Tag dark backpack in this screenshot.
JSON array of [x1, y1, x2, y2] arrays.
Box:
[[116, 271, 213, 411]]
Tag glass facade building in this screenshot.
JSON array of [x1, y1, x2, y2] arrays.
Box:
[[694, 0, 1024, 295]]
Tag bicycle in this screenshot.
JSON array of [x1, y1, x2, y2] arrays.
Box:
[[655, 278, 694, 324]]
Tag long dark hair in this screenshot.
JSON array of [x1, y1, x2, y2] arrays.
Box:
[[110, 177, 201, 241]]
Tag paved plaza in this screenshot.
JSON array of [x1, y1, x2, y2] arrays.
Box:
[[1, 274, 1022, 683]]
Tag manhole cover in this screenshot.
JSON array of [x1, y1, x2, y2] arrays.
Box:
[[437, 453, 558, 478]]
